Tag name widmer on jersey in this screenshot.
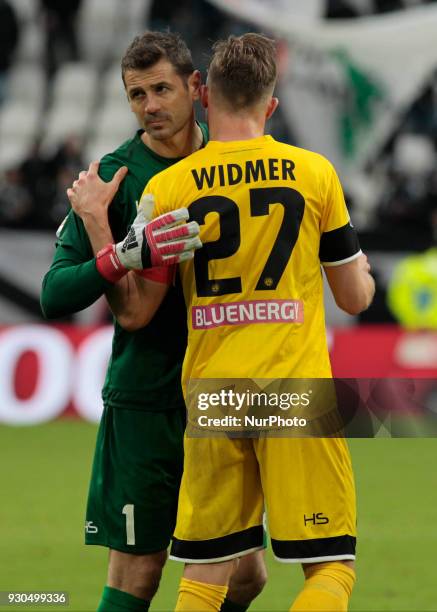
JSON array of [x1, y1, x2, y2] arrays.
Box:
[[191, 158, 296, 189]]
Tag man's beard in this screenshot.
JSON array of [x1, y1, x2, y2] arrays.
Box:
[[144, 113, 170, 130]]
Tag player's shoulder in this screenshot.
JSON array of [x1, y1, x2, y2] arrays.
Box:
[[149, 146, 206, 189], [273, 140, 335, 172], [98, 131, 144, 180]]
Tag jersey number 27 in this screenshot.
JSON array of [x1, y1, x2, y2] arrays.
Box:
[[189, 186, 305, 297]]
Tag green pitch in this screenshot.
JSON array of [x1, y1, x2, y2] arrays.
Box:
[[0, 421, 436, 611]]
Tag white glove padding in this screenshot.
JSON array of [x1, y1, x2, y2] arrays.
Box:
[[115, 194, 202, 269]]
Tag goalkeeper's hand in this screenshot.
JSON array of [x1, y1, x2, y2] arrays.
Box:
[[95, 194, 202, 283]]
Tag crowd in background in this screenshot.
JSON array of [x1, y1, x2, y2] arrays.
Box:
[[0, 0, 436, 249], [0, 0, 85, 227], [0, 135, 83, 228]]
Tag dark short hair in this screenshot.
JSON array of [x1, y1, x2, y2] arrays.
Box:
[[208, 33, 277, 110], [121, 31, 194, 84]]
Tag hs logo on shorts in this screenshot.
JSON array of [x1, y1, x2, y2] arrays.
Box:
[[304, 512, 329, 526], [85, 520, 98, 534]]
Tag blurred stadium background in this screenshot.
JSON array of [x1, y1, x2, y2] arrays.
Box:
[[1, 0, 437, 610]]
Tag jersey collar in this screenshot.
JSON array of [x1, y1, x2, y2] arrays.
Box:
[[205, 135, 274, 150], [136, 121, 208, 165]]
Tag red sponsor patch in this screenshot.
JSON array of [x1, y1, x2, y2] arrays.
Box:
[[192, 299, 304, 330]]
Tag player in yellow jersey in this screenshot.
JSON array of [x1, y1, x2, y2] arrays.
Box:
[[117, 33, 375, 611]]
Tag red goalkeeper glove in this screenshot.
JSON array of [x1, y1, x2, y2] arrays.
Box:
[[96, 194, 201, 283]]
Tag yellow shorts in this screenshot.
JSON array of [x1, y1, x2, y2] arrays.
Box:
[[170, 436, 356, 563]]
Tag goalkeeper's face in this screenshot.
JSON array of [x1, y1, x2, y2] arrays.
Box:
[[125, 59, 200, 142]]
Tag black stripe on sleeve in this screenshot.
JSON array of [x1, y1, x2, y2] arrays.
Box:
[[319, 223, 361, 266]]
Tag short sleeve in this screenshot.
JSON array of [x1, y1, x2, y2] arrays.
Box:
[[319, 163, 361, 267]]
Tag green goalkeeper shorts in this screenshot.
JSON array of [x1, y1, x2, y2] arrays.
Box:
[[85, 403, 185, 554]]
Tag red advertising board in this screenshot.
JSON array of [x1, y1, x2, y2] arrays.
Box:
[[331, 326, 437, 377], [0, 324, 436, 424]]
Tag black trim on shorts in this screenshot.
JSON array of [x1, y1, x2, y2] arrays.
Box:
[[319, 223, 360, 264], [171, 525, 264, 560], [272, 534, 356, 560]]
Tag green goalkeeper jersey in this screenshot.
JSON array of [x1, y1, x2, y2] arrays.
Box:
[[41, 124, 208, 411]]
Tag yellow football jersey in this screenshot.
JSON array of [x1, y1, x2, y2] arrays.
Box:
[[145, 135, 360, 383]]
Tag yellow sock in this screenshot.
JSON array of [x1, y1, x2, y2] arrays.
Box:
[[175, 577, 228, 611], [289, 562, 356, 611]]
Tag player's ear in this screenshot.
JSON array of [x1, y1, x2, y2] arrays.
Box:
[[188, 70, 202, 100], [266, 97, 279, 120], [200, 84, 209, 109]]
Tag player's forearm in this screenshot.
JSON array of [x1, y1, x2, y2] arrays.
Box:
[[40, 260, 112, 319], [324, 254, 375, 316], [81, 219, 149, 324], [358, 271, 376, 312], [110, 274, 170, 332], [82, 215, 114, 256], [334, 270, 375, 315], [348, 255, 376, 314], [79, 213, 139, 323], [104, 272, 143, 326]]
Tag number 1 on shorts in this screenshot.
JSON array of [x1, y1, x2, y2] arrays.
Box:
[[122, 504, 135, 545]]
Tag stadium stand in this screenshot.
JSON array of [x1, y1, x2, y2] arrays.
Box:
[[0, 0, 436, 326]]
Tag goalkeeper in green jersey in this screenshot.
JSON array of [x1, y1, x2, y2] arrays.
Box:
[[40, 31, 266, 612]]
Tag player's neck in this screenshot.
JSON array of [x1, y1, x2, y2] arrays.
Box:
[[142, 119, 203, 159], [208, 113, 265, 142]]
